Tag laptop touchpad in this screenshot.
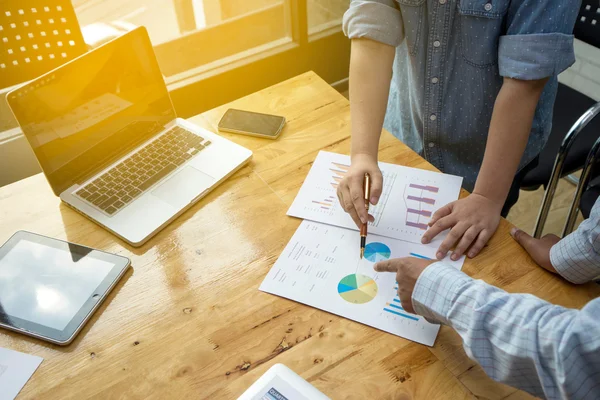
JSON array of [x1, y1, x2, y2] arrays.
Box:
[[151, 166, 215, 209]]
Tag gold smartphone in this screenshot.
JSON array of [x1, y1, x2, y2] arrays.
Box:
[[218, 109, 286, 139]]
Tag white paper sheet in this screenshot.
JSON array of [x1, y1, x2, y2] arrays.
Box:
[[287, 151, 463, 245], [0, 347, 43, 400], [260, 221, 464, 346]]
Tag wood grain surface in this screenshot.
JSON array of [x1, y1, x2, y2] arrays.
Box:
[[1, 72, 598, 399]]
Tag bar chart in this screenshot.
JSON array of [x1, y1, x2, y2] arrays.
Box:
[[311, 196, 336, 211], [304, 161, 350, 216], [383, 284, 420, 321], [409, 252, 432, 260], [329, 162, 349, 190], [304, 156, 398, 223], [404, 183, 440, 231], [287, 151, 463, 244]]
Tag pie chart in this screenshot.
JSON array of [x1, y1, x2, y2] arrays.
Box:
[[363, 242, 391, 262], [337, 274, 378, 304]]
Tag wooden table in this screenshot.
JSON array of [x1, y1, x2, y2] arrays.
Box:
[[1, 72, 598, 399]]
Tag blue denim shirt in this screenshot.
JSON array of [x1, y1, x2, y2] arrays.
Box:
[[343, 0, 579, 191]]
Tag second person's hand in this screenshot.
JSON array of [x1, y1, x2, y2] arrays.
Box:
[[373, 257, 435, 314], [510, 227, 559, 273], [336, 153, 383, 227], [421, 193, 502, 260]]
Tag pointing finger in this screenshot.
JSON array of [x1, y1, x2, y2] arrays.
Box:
[[374, 261, 397, 273]]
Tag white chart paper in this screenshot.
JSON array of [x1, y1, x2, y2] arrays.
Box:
[[260, 221, 464, 346], [0, 347, 43, 400], [287, 151, 463, 244]]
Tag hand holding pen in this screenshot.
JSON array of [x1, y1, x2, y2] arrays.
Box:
[[335, 154, 383, 239]]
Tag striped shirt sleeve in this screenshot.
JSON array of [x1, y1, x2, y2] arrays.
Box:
[[412, 262, 600, 399], [549, 197, 600, 284]]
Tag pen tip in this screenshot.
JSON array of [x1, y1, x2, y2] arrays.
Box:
[[360, 248, 364, 259]]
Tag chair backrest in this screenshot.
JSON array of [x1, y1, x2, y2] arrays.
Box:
[[0, 0, 87, 89], [575, 1, 600, 48]]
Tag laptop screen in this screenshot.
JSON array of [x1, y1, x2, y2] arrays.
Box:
[[7, 27, 175, 195]]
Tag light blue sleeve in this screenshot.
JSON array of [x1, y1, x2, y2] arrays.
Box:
[[498, 0, 580, 79], [342, 0, 404, 47], [412, 262, 600, 400], [550, 197, 600, 284]]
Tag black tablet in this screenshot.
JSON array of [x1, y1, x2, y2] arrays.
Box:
[[0, 231, 130, 345]]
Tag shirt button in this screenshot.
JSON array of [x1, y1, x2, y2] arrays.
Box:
[[439, 0, 447, 4], [433, 40, 441, 48], [428, 142, 435, 148], [431, 77, 439, 84], [430, 114, 437, 121], [484, 3, 492, 11]]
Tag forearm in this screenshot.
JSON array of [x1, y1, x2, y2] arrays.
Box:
[[412, 263, 600, 399], [349, 38, 395, 160], [474, 78, 548, 205]]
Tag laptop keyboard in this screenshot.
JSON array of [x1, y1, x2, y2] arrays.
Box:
[[75, 125, 212, 216]]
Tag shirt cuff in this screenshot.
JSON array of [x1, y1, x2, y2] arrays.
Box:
[[342, 1, 404, 48], [499, 33, 575, 80], [550, 235, 600, 284], [412, 262, 473, 325]]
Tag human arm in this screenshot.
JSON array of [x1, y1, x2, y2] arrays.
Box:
[[511, 197, 600, 284], [421, 0, 580, 260], [422, 77, 547, 260], [337, 1, 401, 227], [375, 258, 600, 399]]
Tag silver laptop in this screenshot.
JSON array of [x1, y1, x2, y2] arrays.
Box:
[[7, 27, 252, 247]]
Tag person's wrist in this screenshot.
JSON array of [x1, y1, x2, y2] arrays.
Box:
[[350, 151, 378, 164], [471, 189, 505, 211]]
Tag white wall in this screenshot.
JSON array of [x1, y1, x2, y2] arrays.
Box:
[[559, 39, 600, 101]]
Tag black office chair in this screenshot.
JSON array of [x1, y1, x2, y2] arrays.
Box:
[[0, 0, 87, 89], [520, 85, 600, 193], [520, 0, 600, 238]]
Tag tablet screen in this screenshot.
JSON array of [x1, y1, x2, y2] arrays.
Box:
[[0, 238, 114, 331]]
